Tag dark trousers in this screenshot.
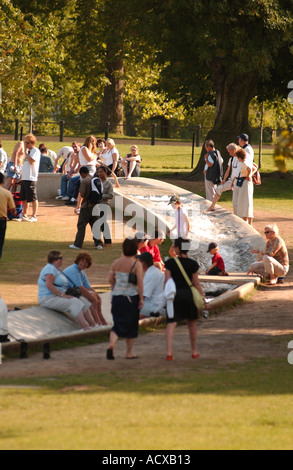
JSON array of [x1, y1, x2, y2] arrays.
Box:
[[0, 219, 7, 259], [207, 266, 223, 276], [74, 207, 100, 248]]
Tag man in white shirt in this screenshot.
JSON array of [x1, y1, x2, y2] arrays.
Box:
[[19, 134, 41, 222], [0, 142, 8, 175], [53, 145, 74, 173], [207, 143, 242, 213], [138, 252, 166, 318], [238, 133, 254, 162]]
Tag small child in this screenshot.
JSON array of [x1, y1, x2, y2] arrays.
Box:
[[167, 195, 191, 258], [206, 242, 229, 276]]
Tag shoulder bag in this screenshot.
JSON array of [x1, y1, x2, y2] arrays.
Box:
[[174, 258, 204, 314], [59, 270, 82, 298]]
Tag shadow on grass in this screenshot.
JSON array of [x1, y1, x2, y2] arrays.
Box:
[[1, 356, 293, 397]]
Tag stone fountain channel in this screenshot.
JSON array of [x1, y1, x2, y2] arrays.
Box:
[[4, 177, 264, 348]]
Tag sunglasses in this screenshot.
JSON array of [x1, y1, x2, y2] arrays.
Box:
[[264, 231, 271, 234]]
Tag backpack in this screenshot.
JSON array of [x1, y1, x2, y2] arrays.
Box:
[[89, 177, 103, 204], [206, 150, 223, 185]]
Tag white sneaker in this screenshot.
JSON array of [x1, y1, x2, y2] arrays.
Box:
[[55, 195, 63, 200], [30, 216, 38, 222], [61, 196, 70, 201], [96, 245, 103, 250], [21, 215, 31, 222], [69, 245, 80, 250]]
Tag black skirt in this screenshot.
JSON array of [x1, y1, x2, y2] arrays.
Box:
[[111, 295, 140, 338], [167, 288, 198, 323]]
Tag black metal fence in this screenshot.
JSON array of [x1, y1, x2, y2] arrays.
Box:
[[0, 117, 285, 147]]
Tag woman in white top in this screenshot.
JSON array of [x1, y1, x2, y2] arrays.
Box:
[[79, 136, 98, 176], [102, 138, 121, 175], [235, 148, 257, 225]]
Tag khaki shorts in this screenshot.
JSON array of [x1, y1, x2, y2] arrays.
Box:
[[39, 295, 91, 319]]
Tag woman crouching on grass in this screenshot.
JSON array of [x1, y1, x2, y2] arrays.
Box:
[[38, 251, 96, 330]]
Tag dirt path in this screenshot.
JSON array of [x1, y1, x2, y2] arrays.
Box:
[[1, 182, 292, 380]]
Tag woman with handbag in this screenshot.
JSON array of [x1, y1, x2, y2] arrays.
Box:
[[164, 238, 207, 361], [38, 251, 96, 330], [107, 237, 144, 360], [235, 148, 257, 225]]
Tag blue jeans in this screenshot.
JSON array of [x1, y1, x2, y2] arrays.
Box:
[[67, 175, 81, 199], [60, 174, 69, 196]]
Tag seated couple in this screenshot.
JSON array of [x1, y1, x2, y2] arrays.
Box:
[[38, 251, 107, 330]]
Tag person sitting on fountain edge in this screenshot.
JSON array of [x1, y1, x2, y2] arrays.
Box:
[[206, 242, 229, 276]]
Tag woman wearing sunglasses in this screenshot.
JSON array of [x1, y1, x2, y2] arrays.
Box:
[[248, 224, 289, 285], [38, 251, 96, 330]]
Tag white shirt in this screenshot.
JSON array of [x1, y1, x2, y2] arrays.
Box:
[[103, 148, 120, 167], [229, 156, 242, 180], [143, 266, 165, 311], [175, 207, 189, 238], [243, 144, 254, 163], [0, 148, 8, 174], [22, 147, 41, 181], [57, 146, 73, 159], [79, 146, 97, 174]]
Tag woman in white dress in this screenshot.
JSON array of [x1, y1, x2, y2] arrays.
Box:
[[235, 148, 256, 225]]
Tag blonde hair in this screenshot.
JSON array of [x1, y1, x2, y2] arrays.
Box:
[[265, 224, 279, 235], [106, 138, 115, 149]]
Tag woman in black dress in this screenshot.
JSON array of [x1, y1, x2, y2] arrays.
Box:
[[165, 238, 206, 361]]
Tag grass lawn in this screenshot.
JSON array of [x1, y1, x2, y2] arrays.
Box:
[[0, 139, 293, 450], [0, 358, 293, 450]]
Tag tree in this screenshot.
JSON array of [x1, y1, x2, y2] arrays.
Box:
[[136, 0, 293, 177], [0, 0, 64, 126]]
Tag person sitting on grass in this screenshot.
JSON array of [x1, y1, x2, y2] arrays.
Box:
[[206, 242, 229, 276]]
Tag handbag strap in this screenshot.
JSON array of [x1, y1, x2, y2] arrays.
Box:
[[174, 257, 192, 288], [58, 269, 78, 288]]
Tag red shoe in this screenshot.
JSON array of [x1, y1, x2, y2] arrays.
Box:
[[192, 353, 200, 359], [166, 355, 174, 361]]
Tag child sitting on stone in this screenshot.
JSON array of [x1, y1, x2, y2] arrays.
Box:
[[206, 242, 229, 276]]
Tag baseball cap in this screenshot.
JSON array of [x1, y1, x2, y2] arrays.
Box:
[[134, 231, 150, 242], [168, 195, 181, 205], [238, 133, 249, 142], [207, 242, 218, 253]]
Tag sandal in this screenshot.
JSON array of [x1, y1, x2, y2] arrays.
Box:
[[192, 353, 200, 359], [166, 355, 174, 361]]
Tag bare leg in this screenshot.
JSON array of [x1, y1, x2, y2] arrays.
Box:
[[126, 338, 136, 358], [84, 309, 96, 327], [207, 193, 221, 211], [22, 201, 28, 217], [127, 161, 137, 179], [76, 311, 91, 330], [187, 320, 199, 357], [166, 322, 177, 357], [32, 200, 38, 218]]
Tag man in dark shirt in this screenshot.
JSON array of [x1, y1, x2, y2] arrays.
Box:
[[69, 167, 101, 250]]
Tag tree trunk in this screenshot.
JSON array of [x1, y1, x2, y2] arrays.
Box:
[[100, 45, 124, 135], [188, 65, 257, 180]]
